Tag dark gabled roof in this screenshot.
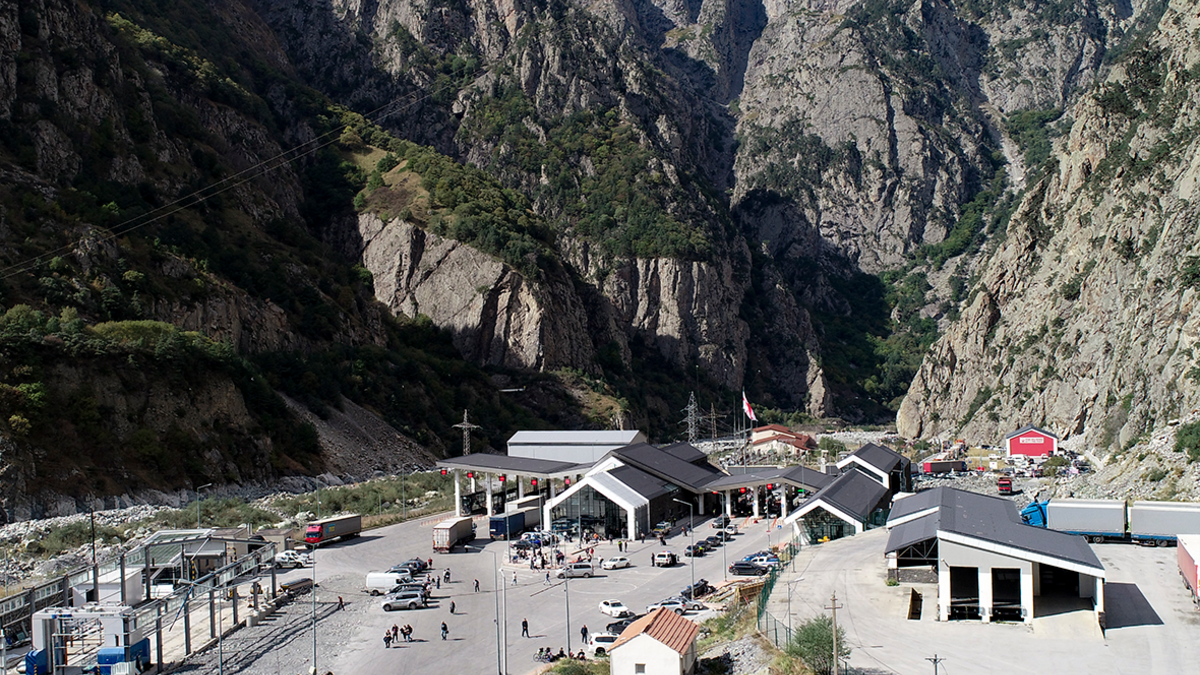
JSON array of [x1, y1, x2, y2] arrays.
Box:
[[1004, 425, 1059, 441], [436, 453, 585, 476], [886, 512, 940, 552], [659, 442, 708, 464], [781, 465, 834, 491], [608, 464, 672, 501], [810, 469, 890, 522], [887, 488, 951, 522], [610, 443, 723, 492], [885, 487, 1103, 572], [849, 443, 910, 473]]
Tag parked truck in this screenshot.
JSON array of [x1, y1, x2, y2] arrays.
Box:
[[490, 511, 526, 539], [1021, 498, 1200, 545], [1178, 535, 1200, 607], [922, 459, 967, 474], [997, 477, 1013, 495], [304, 514, 362, 546], [433, 516, 476, 552]]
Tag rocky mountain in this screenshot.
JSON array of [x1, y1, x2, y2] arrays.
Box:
[[0, 0, 1187, 515], [899, 0, 1200, 459]]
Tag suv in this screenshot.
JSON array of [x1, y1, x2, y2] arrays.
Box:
[[729, 561, 767, 576], [653, 521, 673, 536], [556, 562, 595, 578], [711, 515, 731, 529], [647, 599, 688, 615], [652, 551, 678, 567], [588, 632, 620, 655], [679, 579, 711, 599], [381, 590, 426, 611], [274, 551, 308, 569]]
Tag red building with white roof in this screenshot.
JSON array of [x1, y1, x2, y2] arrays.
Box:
[[1004, 425, 1058, 458]]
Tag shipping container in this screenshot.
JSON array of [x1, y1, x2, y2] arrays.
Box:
[[1178, 535, 1200, 606], [433, 516, 476, 552], [1045, 499, 1127, 542], [1129, 501, 1200, 545]]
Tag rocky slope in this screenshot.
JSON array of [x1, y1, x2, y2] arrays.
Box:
[[899, 0, 1200, 458]]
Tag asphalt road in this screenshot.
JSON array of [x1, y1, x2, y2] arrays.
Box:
[[184, 511, 789, 674]]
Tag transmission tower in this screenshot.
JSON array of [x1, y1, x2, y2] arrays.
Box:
[[682, 392, 700, 444], [453, 409, 480, 456]]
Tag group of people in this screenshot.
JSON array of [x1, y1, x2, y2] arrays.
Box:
[[535, 647, 586, 662], [383, 624, 414, 647]]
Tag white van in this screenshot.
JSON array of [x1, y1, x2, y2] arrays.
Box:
[[364, 571, 412, 595], [555, 562, 595, 578]]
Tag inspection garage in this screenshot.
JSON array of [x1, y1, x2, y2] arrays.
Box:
[[885, 487, 1106, 626]]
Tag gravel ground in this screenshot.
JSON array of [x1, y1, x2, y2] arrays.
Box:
[[698, 634, 775, 675]]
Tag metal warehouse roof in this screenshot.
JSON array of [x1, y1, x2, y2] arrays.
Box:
[[885, 487, 1104, 574], [607, 464, 673, 501], [702, 465, 832, 493], [508, 430, 647, 445]]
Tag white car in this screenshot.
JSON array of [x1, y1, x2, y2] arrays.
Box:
[[601, 556, 630, 570], [273, 551, 309, 569], [646, 599, 688, 615], [598, 599, 633, 617], [587, 632, 620, 655], [381, 590, 426, 611]]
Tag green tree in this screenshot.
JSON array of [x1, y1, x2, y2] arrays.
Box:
[[786, 614, 850, 675], [1041, 455, 1070, 476]]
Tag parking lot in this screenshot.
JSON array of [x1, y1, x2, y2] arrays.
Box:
[[182, 511, 789, 674], [770, 530, 1200, 675]]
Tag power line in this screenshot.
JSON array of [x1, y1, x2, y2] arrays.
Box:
[[825, 591, 843, 675], [0, 73, 463, 283], [926, 654, 946, 675]]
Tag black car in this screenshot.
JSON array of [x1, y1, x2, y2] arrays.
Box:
[[606, 616, 638, 633], [729, 561, 767, 576], [680, 579, 711, 599], [404, 558, 429, 572], [711, 515, 731, 529]]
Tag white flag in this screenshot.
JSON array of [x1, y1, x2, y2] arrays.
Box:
[[742, 391, 757, 422]]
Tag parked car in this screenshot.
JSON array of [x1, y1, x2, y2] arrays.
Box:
[[392, 582, 431, 599], [684, 544, 706, 557], [723, 525, 740, 536], [387, 564, 422, 576], [653, 521, 673, 536], [679, 579, 711, 599], [715, 530, 735, 541], [365, 571, 413, 595], [274, 550, 308, 569], [381, 590, 426, 611], [729, 561, 768, 576], [401, 558, 428, 572], [652, 551, 678, 567], [599, 599, 633, 617], [712, 515, 731, 529], [665, 596, 704, 611], [556, 562, 595, 578], [646, 598, 689, 615], [588, 632, 620, 655], [749, 555, 781, 568], [703, 535, 722, 548], [742, 551, 771, 561], [606, 617, 638, 633], [602, 556, 631, 570]]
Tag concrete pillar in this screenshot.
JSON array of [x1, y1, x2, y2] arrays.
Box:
[[550, 479, 557, 499], [486, 475, 494, 518], [231, 586, 239, 626], [627, 507, 636, 543], [725, 491, 733, 517], [1022, 566, 1036, 624], [518, 476, 525, 499], [1094, 577, 1105, 626], [209, 589, 217, 638], [979, 567, 992, 623], [454, 469, 462, 517], [183, 596, 192, 655], [938, 563, 951, 622], [753, 487, 760, 518], [155, 603, 164, 668], [120, 554, 127, 605], [699, 494, 705, 516]]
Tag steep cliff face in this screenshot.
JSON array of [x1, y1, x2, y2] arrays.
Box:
[[899, 0, 1200, 455]]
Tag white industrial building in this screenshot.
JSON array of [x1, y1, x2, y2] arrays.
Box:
[[507, 430, 647, 464], [885, 487, 1106, 626], [609, 607, 699, 675]]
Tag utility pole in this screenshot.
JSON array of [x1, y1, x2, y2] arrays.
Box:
[[825, 591, 843, 675], [683, 392, 700, 444], [926, 654, 945, 675], [453, 410, 480, 456]]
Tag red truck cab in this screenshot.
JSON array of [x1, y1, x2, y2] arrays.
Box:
[[998, 477, 1013, 495]]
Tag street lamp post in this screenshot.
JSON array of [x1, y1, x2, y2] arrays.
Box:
[[309, 544, 317, 673], [786, 578, 805, 639], [196, 483, 213, 528], [468, 546, 504, 675], [672, 498, 695, 596]]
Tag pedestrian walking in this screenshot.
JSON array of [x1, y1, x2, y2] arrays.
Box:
[[522, 618, 529, 638], [383, 632, 392, 649], [337, 596, 344, 610], [445, 569, 451, 583], [404, 625, 413, 642], [474, 579, 480, 592], [512, 571, 518, 586], [436, 576, 441, 589], [581, 624, 588, 643], [441, 622, 449, 640], [392, 624, 399, 641], [544, 572, 550, 585], [450, 600, 456, 614]]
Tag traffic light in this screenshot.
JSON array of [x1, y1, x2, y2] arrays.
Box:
[[740, 487, 746, 493], [767, 483, 774, 490], [564, 477, 571, 487], [467, 472, 474, 479], [531, 478, 539, 488], [499, 475, 506, 483], [440, 468, 447, 476]]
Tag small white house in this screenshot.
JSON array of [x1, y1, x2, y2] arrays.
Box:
[[609, 607, 700, 675]]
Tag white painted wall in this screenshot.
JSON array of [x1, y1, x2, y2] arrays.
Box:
[[611, 634, 682, 675], [938, 539, 1033, 624]]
